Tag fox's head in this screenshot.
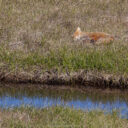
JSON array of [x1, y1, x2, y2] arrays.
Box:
[[73, 27, 82, 41]]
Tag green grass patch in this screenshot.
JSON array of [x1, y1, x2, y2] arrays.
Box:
[[0, 44, 128, 74]]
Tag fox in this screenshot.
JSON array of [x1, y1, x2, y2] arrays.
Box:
[[73, 27, 114, 45]]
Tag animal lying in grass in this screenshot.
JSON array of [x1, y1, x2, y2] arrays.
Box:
[[73, 27, 114, 45]]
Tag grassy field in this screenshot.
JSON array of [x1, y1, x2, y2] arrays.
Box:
[[0, 106, 127, 128], [0, 1, 128, 127], [0, 0, 128, 76]]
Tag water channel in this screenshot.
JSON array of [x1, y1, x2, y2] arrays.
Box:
[[0, 84, 128, 118]]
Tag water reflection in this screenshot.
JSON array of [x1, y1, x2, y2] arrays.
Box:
[[0, 85, 128, 118]]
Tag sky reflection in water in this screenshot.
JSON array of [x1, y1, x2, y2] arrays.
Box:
[[0, 86, 128, 118]]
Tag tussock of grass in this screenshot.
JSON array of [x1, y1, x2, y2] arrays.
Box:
[[0, 106, 127, 128]]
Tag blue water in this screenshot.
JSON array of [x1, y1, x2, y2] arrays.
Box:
[[0, 85, 128, 118]]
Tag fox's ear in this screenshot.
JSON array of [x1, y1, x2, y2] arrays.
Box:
[[77, 27, 81, 32]]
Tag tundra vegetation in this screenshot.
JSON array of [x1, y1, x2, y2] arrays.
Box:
[[0, 0, 128, 126], [0, 0, 128, 75]]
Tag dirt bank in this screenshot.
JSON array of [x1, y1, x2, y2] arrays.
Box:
[[0, 70, 127, 89]]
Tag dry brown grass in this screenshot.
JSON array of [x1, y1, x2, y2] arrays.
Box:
[[0, 106, 127, 128], [0, 0, 128, 51]]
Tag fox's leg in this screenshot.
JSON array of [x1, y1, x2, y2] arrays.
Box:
[[90, 39, 95, 44]]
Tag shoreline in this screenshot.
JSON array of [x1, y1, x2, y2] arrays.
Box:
[[0, 70, 127, 89]]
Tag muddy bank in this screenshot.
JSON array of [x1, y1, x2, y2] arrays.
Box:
[[0, 70, 127, 89]]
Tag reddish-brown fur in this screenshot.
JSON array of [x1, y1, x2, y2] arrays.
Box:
[[86, 32, 114, 41]]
